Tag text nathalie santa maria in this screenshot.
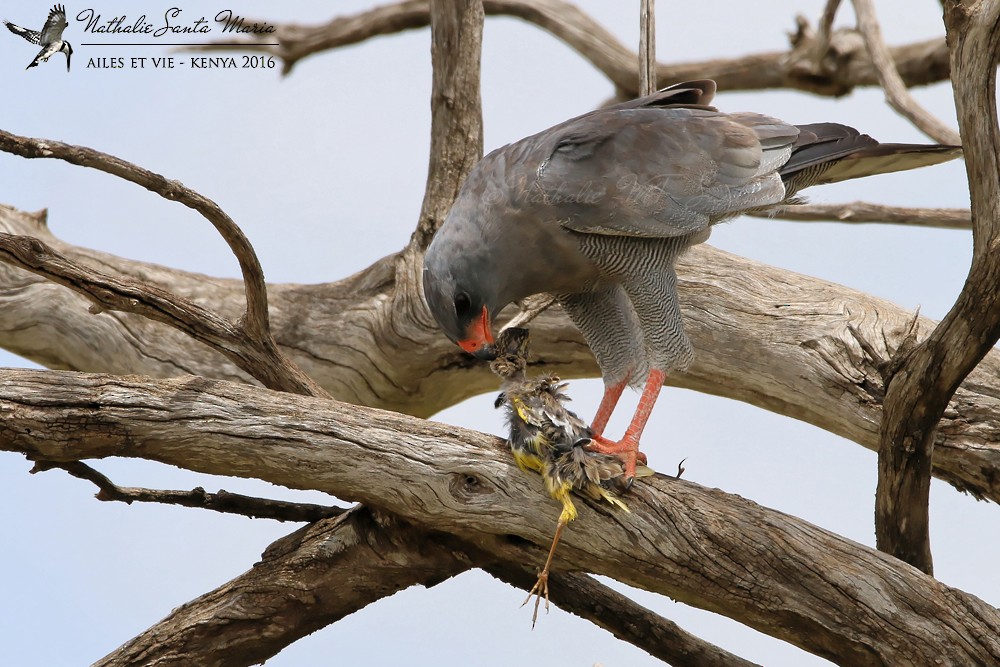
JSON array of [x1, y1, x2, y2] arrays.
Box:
[[77, 8, 277, 37]]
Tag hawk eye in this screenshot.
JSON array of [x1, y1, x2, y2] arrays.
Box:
[[454, 292, 472, 317]]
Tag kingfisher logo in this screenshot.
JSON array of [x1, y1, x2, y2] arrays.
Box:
[[3, 5, 73, 71], [3, 6, 280, 74]]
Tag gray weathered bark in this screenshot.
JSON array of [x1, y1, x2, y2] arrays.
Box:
[[3, 369, 999, 666], [1, 0, 994, 664], [874, 0, 1000, 574], [3, 205, 998, 505]]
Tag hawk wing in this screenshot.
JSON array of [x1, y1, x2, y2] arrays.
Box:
[[39, 4, 67, 44], [4, 20, 40, 45], [539, 107, 797, 238]]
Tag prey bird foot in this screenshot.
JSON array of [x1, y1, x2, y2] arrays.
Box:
[[521, 570, 551, 628]]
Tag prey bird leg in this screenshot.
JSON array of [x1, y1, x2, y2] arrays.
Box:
[[522, 515, 569, 628], [491, 327, 644, 626]]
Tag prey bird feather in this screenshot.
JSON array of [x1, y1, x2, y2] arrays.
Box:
[[423, 79, 961, 480], [490, 327, 649, 626]]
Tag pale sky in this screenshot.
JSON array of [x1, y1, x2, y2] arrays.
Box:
[[0, 2, 990, 666]]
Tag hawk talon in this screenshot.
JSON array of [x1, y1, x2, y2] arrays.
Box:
[[583, 436, 647, 478]]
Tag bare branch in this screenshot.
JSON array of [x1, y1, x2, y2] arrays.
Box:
[[851, 0, 961, 145], [29, 460, 343, 522], [814, 0, 843, 58], [94, 507, 470, 667], [3, 368, 999, 666], [411, 0, 484, 249], [0, 130, 272, 339], [753, 201, 971, 229], [0, 232, 240, 347], [184, 0, 952, 98], [874, 0, 1000, 574], [639, 0, 656, 96]]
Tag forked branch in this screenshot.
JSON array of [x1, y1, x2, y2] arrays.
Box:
[[851, 0, 961, 145], [874, 0, 1000, 574]]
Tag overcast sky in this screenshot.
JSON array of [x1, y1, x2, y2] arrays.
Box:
[[0, 2, 991, 666]]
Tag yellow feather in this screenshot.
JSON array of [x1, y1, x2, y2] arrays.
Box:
[[549, 481, 578, 523], [512, 397, 533, 424], [511, 448, 544, 474], [595, 487, 631, 513]]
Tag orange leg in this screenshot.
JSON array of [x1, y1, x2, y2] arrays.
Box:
[[590, 378, 628, 438], [586, 369, 665, 479]]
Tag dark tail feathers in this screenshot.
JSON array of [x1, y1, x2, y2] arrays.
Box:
[[781, 122, 961, 195]]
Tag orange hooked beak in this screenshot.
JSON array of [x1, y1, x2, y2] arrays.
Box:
[[458, 306, 495, 359]]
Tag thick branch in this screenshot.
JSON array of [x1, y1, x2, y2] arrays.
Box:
[[3, 369, 998, 666], [94, 507, 469, 667], [186, 0, 952, 98], [873, 0, 1000, 573], [88, 497, 749, 667], [411, 0, 484, 249], [2, 205, 999, 504], [755, 202, 971, 229]]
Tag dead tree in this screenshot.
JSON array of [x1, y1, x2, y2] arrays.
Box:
[[1, 1, 999, 665]]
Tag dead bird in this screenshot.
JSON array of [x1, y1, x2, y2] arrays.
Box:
[[490, 327, 651, 626]]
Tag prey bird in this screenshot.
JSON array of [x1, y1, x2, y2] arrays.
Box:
[[424, 79, 961, 480], [490, 327, 648, 626], [4, 5, 73, 71]]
